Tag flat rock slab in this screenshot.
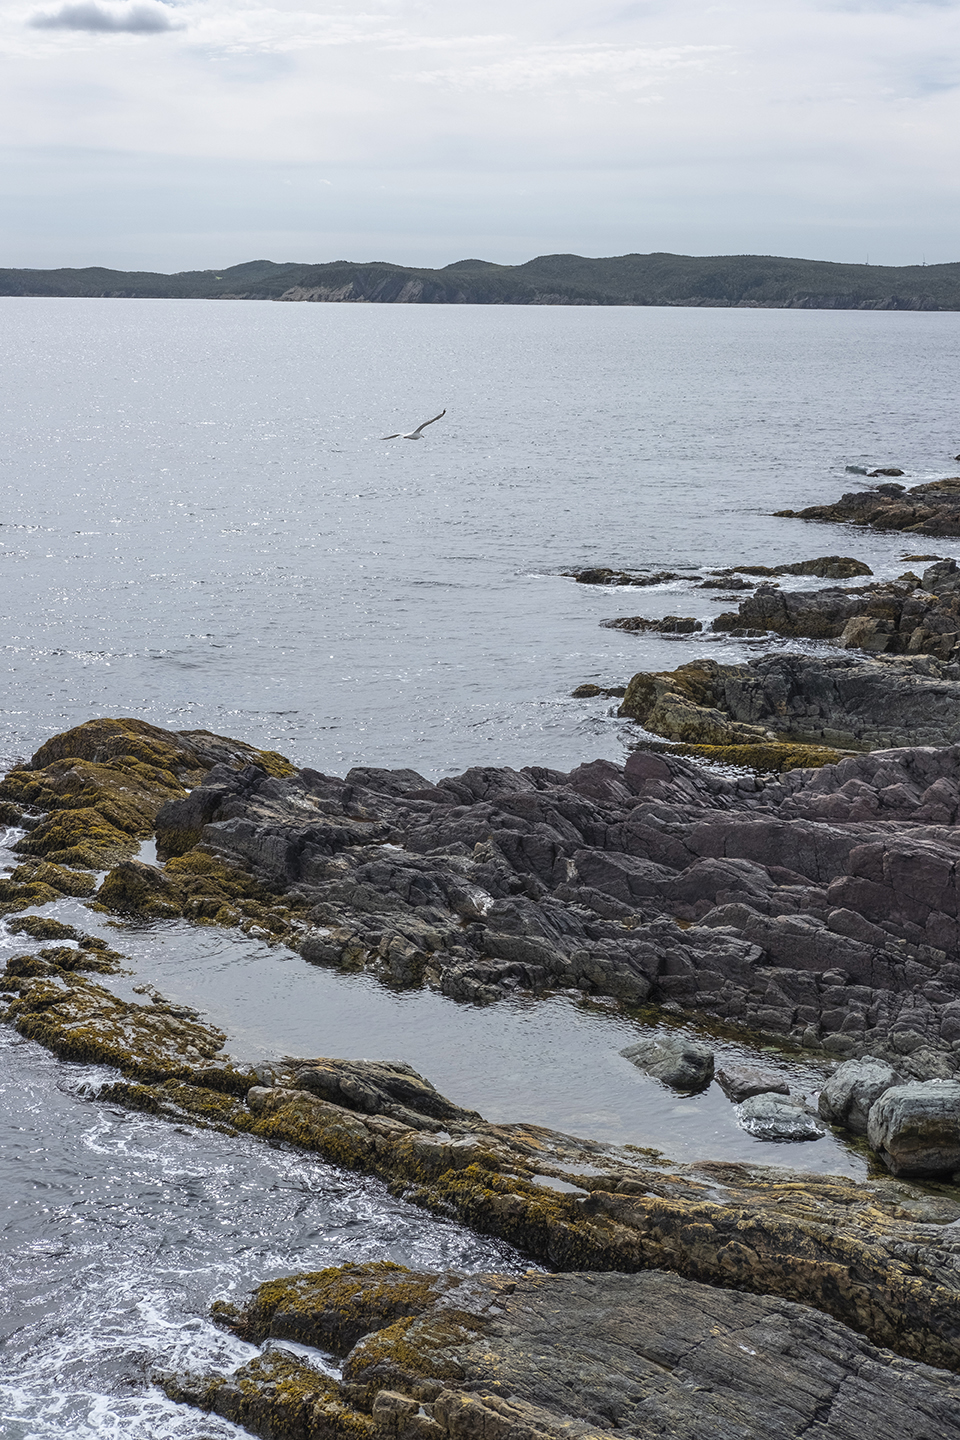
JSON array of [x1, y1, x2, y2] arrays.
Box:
[[170, 1262, 960, 1440]]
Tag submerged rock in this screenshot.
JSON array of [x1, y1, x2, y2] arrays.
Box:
[[818, 1056, 903, 1135], [620, 1035, 715, 1091], [603, 614, 702, 634], [866, 1080, 960, 1176], [572, 567, 681, 586]]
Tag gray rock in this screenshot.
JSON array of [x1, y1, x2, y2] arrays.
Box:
[[716, 1064, 790, 1103], [620, 1035, 715, 1091], [169, 1264, 960, 1440], [293, 1058, 481, 1132], [818, 1055, 903, 1135], [866, 1080, 960, 1176], [736, 1093, 826, 1141]]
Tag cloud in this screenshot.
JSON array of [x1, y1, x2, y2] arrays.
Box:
[[29, 1, 179, 33], [414, 43, 727, 94], [3, 0, 960, 266]]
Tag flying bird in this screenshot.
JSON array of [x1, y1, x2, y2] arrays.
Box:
[[380, 409, 446, 440]]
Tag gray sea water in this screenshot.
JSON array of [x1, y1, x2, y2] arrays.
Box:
[[3, 299, 960, 1435]]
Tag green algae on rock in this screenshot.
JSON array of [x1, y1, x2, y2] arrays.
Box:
[[3, 936, 960, 1383]]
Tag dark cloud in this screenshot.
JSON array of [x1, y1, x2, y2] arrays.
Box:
[[29, 2, 178, 33]]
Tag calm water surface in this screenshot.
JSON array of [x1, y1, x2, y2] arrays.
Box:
[[2, 301, 958, 1434], [2, 300, 960, 775]]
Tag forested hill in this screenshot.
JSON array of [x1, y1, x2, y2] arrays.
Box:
[[2, 251, 959, 309]]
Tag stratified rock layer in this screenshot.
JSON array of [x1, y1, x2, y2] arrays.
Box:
[[9, 717, 960, 1083], [165, 1261, 960, 1440]]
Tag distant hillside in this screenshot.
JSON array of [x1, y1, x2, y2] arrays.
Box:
[[2, 252, 959, 309]]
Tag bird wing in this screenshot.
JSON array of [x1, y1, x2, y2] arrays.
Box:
[[410, 409, 446, 436], [379, 433, 401, 440]]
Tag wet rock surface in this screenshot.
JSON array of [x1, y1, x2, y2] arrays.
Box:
[[619, 1035, 714, 1091], [867, 1080, 960, 1176], [818, 1056, 903, 1135], [165, 1261, 960, 1440], [5, 940, 960, 1382], [618, 650, 960, 749], [710, 558, 960, 660], [776, 476, 960, 535], [735, 1092, 825, 1142]]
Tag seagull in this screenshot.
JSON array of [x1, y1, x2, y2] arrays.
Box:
[[380, 409, 446, 440]]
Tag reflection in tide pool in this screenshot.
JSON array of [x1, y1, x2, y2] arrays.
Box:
[[0, 818, 862, 1177]]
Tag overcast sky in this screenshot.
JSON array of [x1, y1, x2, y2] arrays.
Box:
[[1, 0, 958, 270]]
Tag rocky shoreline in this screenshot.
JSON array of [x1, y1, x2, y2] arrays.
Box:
[[4, 691, 960, 1436], [776, 476, 960, 535]]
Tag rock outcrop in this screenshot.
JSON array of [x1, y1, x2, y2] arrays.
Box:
[[8, 718, 960, 1088], [164, 1261, 960, 1440], [777, 477, 960, 536], [710, 558, 960, 661], [618, 651, 960, 750]]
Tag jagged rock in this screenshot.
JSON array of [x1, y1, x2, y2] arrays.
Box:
[[573, 568, 681, 586], [603, 615, 702, 634], [866, 1080, 960, 1175], [715, 1064, 790, 1103], [773, 556, 873, 578], [818, 1056, 903, 1134], [707, 564, 960, 661], [14, 716, 960, 1084], [735, 1093, 825, 1141], [620, 1036, 715, 1091]]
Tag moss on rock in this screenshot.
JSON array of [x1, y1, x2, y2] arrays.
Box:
[[662, 741, 842, 772]]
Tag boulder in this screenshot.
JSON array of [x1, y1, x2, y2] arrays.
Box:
[[716, 1064, 791, 1103], [620, 1035, 715, 1092], [736, 1094, 825, 1141], [818, 1056, 902, 1135], [866, 1080, 960, 1176], [96, 858, 183, 917], [773, 556, 873, 579]]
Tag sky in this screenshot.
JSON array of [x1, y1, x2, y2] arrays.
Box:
[[1, 0, 959, 271]]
